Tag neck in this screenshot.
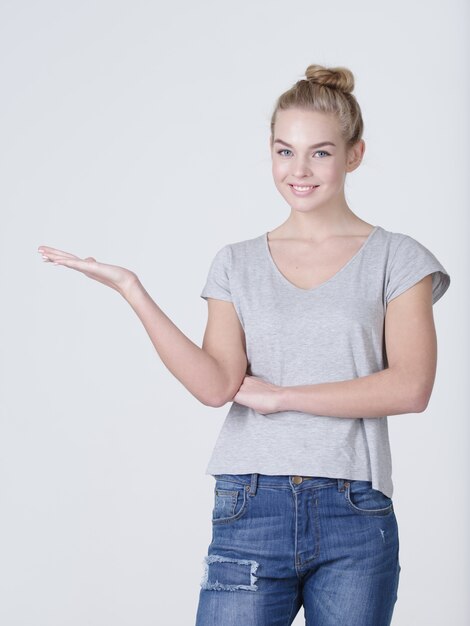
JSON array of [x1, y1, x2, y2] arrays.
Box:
[[273, 208, 372, 241]]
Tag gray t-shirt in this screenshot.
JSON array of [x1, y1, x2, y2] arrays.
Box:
[[200, 225, 450, 497]]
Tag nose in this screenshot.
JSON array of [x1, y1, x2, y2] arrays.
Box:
[[291, 156, 313, 178]]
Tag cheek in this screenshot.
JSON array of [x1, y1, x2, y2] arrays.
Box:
[[272, 161, 289, 181], [317, 163, 343, 185]]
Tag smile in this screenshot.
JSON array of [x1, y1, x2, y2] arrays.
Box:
[[289, 184, 320, 195]]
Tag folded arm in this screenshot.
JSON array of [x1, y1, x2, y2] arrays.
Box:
[[233, 275, 436, 418]]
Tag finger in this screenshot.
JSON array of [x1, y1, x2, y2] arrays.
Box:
[[37, 246, 79, 259], [40, 250, 82, 264], [42, 256, 95, 270]]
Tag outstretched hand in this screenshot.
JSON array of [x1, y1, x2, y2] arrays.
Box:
[[37, 245, 138, 297]]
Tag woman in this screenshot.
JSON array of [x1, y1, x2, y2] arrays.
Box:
[[38, 64, 450, 625]]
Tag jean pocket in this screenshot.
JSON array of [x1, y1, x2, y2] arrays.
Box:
[[212, 480, 249, 525], [345, 480, 394, 516]]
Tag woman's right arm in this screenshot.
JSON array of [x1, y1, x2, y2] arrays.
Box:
[[123, 280, 248, 407], [38, 245, 248, 408]]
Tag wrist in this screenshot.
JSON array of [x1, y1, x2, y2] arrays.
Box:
[[120, 274, 144, 302], [276, 385, 292, 412]]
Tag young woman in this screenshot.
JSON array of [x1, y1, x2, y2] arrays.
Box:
[[38, 64, 450, 625]]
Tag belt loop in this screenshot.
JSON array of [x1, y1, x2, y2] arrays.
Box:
[[337, 478, 345, 492], [250, 473, 259, 495]]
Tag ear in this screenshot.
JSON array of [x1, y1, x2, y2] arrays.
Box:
[[346, 139, 365, 173]]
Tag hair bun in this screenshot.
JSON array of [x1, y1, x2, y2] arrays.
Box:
[[304, 64, 355, 94]]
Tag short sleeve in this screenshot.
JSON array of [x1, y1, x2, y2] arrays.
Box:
[[200, 244, 233, 302], [385, 235, 450, 306]]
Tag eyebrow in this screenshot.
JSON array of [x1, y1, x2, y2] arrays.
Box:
[[273, 139, 336, 149]]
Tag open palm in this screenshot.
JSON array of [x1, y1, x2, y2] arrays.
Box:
[[38, 245, 138, 296]]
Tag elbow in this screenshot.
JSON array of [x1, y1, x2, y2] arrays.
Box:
[[204, 386, 239, 408], [203, 395, 228, 408], [199, 387, 232, 408], [194, 377, 232, 408], [198, 372, 243, 408], [410, 384, 433, 413], [198, 393, 226, 408], [409, 396, 427, 414], [210, 387, 238, 408]]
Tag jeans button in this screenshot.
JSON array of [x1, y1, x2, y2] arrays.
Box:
[[292, 476, 303, 484]]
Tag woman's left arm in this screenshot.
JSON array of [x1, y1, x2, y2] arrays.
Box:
[[233, 275, 437, 418]]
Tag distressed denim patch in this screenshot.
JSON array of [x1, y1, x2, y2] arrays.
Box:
[[200, 554, 259, 591]]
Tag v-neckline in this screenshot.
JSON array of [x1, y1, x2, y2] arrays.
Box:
[[264, 225, 380, 294]]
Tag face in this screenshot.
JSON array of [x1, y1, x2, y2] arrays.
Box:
[[270, 108, 364, 213]]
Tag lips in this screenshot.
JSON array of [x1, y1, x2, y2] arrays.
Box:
[[289, 184, 320, 196], [290, 184, 319, 191]]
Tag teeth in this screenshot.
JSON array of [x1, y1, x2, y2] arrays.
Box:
[[292, 185, 316, 191]]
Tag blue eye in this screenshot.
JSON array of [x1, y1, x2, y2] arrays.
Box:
[[276, 149, 330, 157]]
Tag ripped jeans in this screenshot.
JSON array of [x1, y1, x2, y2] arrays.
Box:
[[195, 474, 401, 626]]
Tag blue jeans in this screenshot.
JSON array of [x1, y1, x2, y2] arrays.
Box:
[[195, 474, 401, 626]]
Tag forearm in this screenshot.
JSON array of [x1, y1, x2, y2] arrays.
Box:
[[277, 367, 427, 418], [121, 278, 228, 407]]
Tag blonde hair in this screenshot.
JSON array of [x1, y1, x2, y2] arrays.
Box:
[[270, 64, 364, 149]]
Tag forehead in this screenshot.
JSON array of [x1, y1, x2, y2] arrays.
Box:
[[274, 108, 341, 141]]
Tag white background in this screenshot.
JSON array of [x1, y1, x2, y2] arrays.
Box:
[[0, 1, 468, 624]]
